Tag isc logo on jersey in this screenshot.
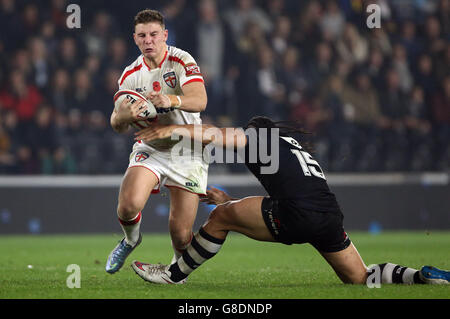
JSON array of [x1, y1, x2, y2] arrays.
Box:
[[113, 89, 158, 129]]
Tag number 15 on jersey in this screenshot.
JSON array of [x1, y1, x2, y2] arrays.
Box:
[[290, 149, 326, 180]]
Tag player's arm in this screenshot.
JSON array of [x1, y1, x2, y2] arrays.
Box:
[[110, 98, 146, 133], [134, 124, 247, 149], [147, 81, 207, 112]]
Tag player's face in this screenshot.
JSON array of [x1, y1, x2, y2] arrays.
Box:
[[134, 22, 168, 60]]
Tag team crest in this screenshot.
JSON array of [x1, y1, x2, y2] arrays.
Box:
[[135, 151, 149, 162], [163, 71, 177, 88]]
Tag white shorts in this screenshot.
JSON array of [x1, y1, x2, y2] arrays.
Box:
[[128, 141, 209, 195]]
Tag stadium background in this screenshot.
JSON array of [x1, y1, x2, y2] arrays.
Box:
[[0, 0, 449, 234]]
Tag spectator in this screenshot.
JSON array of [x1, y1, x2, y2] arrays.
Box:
[[423, 15, 446, 56], [368, 27, 392, 57], [41, 146, 77, 175], [195, 0, 236, 121], [12, 145, 38, 174], [224, 0, 273, 43], [0, 0, 22, 50], [69, 68, 98, 115], [291, 0, 322, 58], [320, 73, 352, 171], [435, 43, 450, 82], [306, 41, 334, 89], [378, 69, 411, 170], [336, 23, 369, 66], [40, 21, 58, 57], [290, 90, 332, 168], [319, 0, 345, 41], [29, 37, 52, 89], [265, 0, 287, 21], [0, 70, 43, 122], [391, 43, 413, 93], [0, 112, 14, 173], [83, 12, 112, 58], [47, 68, 71, 114], [255, 45, 286, 120], [365, 48, 386, 91], [278, 46, 308, 107], [108, 37, 129, 70], [84, 55, 103, 89], [22, 4, 40, 37], [431, 75, 450, 170], [398, 20, 421, 64], [99, 68, 122, 116], [404, 86, 433, 171], [26, 105, 58, 172], [271, 15, 292, 56], [436, 0, 450, 36], [413, 54, 438, 100], [340, 71, 384, 170], [57, 37, 80, 73]]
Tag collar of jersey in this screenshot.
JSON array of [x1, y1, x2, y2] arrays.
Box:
[[143, 50, 168, 71]]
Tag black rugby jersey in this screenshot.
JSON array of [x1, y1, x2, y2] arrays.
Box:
[[241, 128, 341, 213]]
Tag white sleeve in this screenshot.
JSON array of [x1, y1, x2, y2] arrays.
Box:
[[174, 52, 204, 87]]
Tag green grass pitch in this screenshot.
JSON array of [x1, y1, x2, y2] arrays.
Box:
[[0, 231, 449, 299]]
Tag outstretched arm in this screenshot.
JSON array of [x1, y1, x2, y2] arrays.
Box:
[[134, 123, 247, 149]]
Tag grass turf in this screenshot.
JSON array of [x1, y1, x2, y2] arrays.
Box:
[[0, 231, 449, 299]]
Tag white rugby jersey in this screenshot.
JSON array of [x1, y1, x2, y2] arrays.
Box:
[[117, 45, 204, 150]]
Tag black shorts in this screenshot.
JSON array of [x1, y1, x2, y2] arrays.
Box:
[[261, 197, 351, 253]]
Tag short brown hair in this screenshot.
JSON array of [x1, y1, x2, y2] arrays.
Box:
[[134, 9, 165, 30]]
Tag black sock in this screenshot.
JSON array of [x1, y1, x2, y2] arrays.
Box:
[[168, 227, 225, 282], [372, 263, 424, 284]]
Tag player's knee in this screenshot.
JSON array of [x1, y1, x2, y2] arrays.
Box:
[[117, 199, 143, 220], [169, 218, 192, 240], [208, 203, 234, 228]]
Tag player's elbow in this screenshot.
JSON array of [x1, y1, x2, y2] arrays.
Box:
[[197, 94, 207, 112], [110, 113, 128, 134]]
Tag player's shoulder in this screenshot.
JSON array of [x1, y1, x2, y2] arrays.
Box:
[[118, 55, 144, 86], [167, 46, 197, 66]]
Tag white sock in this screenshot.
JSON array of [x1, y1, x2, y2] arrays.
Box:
[[370, 263, 423, 284], [170, 231, 193, 264], [118, 212, 142, 246]]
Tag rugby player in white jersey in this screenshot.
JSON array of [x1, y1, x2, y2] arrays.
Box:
[[106, 9, 208, 274]]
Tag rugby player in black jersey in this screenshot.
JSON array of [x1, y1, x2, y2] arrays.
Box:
[[130, 116, 449, 285]]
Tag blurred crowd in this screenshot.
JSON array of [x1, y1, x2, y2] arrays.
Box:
[[0, 0, 449, 174]]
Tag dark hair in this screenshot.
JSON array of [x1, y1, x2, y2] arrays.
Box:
[[134, 9, 165, 30], [245, 116, 314, 152], [245, 116, 310, 136]]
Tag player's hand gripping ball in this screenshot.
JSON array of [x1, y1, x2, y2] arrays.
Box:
[[114, 89, 157, 129]]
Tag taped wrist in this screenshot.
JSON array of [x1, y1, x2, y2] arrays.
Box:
[[166, 95, 182, 108]]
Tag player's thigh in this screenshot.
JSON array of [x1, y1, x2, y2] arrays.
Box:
[[118, 166, 159, 213], [320, 243, 368, 284], [167, 186, 200, 230], [208, 196, 275, 242]]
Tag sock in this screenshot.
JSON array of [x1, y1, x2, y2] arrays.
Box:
[[118, 211, 142, 246], [168, 227, 225, 282], [170, 231, 194, 264], [372, 263, 425, 284]]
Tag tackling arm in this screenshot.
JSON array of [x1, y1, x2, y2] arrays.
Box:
[[134, 123, 247, 149]]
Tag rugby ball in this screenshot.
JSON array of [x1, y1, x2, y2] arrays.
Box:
[[113, 89, 157, 129]]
